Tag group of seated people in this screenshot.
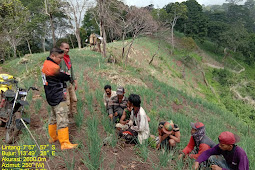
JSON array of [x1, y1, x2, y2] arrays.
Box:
[[103, 85, 249, 170]]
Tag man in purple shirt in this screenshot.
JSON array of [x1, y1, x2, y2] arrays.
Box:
[[193, 131, 249, 170]]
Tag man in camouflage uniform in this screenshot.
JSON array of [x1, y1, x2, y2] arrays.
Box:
[[60, 42, 78, 117], [41, 47, 77, 150]]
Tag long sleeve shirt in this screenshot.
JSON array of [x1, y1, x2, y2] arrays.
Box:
[[128, 107, 150, 144], [196, 144, 249, 170], [107, 95, 127, 115], [182, 136, 213, 159], [60, 55, 75, 84]]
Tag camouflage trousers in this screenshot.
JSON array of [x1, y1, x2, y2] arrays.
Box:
[[49, 101, 69, 129], [66, 83, 77, 115]]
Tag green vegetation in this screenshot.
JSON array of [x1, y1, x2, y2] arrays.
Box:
[[1, 35, 255, 169]]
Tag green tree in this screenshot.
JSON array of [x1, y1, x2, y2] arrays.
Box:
[[219, 23, 249, 52], [0, 0, 30, 58], [164, 2, 187, 49], [44, 0, 66, 46], [20, 0, 48, 53], [82, 8, 100, 38], [180, 0, 208, 42], [226, 4, 254, 32]]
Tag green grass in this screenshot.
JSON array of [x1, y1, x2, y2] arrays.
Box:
[[2, 36, 255, 169]]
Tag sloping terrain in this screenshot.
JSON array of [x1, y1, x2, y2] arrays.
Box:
[[0, 36, 254, 169]]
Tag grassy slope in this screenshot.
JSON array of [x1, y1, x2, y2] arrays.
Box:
[[1, 36, 254, 169]]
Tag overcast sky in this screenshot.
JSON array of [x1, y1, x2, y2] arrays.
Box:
[[123, 0, 227, 8]]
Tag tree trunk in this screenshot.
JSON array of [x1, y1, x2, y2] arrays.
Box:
[[121, 31, 126, 59], [75, 27, 81, 49], [98, 0, 106, 58], [42, 25, 46, 52], [26, 39, 32, 54], [149, 40, 161, 65], [69, 34, 75, 49], [102, 25, 107, 58], [171, 24, 174, 50], [49, 14, 56, 47], [42, 38, 46, 52], [13, 45, 17, 58], [125, 37, 135, 67]]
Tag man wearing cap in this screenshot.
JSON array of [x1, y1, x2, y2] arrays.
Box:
[[157, 120, 180, 149], [178, 122, 215, 161], [193, 131, 249, 170], [107, 86, 128, 122]]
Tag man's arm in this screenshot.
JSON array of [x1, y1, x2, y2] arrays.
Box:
[[119, 110, 127, 124], [237, 149, 249, 170], [107, 98, 114, 115], [189, 143, 211, 159], [131, 114, 146, 132], [194, 144, 221, 169], [54, 72, 70, 82], [170, 131, 180, 143], [73, 79, 77, 90], [182, 136, 195, 156]]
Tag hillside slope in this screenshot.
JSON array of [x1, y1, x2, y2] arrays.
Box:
[[0, 36, 254, 169]]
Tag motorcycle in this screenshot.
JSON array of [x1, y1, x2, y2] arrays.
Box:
[[0, 76, 38, 144]]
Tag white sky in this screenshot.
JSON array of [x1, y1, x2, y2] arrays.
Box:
[[123, 0, 226, 7]]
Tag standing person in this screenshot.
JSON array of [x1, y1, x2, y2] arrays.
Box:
[[123, 94, 150, 144], [157, 120, 180, 149], [107, 86, 128, 122], [193, 131, 249, 170], [42, 47, 78, 150], [60, 42, 78, 117], [178, 122, 215, 160], [103, 85, 116, 109]]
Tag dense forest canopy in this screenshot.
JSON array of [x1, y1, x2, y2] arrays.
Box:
[[0, 0, 254, 65]]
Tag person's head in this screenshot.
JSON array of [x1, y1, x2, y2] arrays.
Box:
[[60, 42, 70, 55], [190, 122, 204, 135], [104, 85, 112, 96], [161, 120, 174, 135], [50, 47, 64, 65], [128, 94, 141, 114], [116, 86, 125, 99], [218, 131, 240, 151], [190, 122, 206, 144]]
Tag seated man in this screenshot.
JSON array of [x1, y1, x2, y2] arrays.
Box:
[[116, 102, 151, 131], [107, 86, 127, 122], [157, 120, 180, 150], [116, 104, 132, 130], [193, 131, 249, 170], [120, 94, 150, 144], [103, 84, 116, 109], [178, 122, 215, 161]]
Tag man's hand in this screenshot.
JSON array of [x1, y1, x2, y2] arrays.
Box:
[[127, 106, 133, 112], [178, 154, 183, 160], [74, 80, 78, 90], [114, 112, 118, 116], [125, 120, 129, 124], [131, 126, 138, 131], [192, 162, 199, 170], [211, 165, 222, 170]]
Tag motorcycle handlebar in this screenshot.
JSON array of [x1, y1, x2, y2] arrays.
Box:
[[28, 87, 39, 91]]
